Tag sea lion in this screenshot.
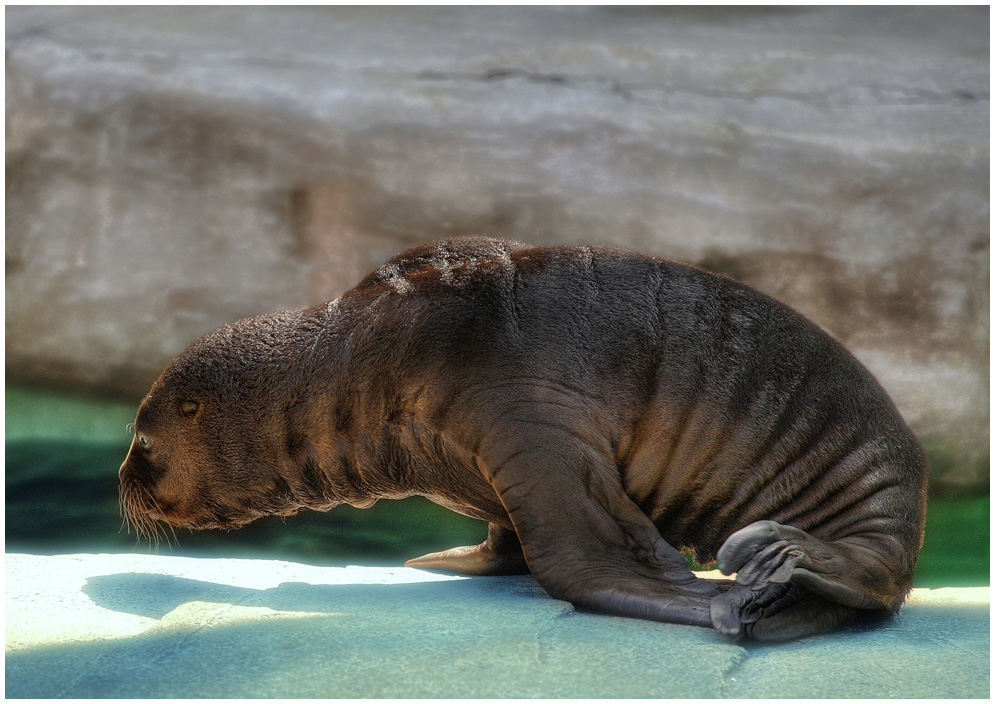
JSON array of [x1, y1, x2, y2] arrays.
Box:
[[119, 236, 927, 641]]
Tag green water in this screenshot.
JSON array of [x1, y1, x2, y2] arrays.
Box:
[[4, 385, 989, 585]]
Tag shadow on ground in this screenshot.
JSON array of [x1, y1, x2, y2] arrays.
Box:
[[81, 571, 540, 620]]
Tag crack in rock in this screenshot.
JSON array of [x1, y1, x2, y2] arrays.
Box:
[[9, 26, 986, 111], [417, 67, 987, 108], [717, 644, 752, 698], [532, 604, 580, 667]]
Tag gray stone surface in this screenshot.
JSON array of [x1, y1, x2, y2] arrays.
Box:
[[5, 6, 989, 490], [5, 553, 990, 698]]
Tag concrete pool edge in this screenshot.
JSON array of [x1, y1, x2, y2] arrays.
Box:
[[5, 552, 990, 698]]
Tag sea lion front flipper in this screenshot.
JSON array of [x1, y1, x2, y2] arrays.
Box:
[[405, 522, 530, 576], [482, 427, 719, 628]]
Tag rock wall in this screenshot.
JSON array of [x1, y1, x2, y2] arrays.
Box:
[[5, 6, 989, 490]]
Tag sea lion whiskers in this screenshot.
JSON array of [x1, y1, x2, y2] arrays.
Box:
[[118, 479, 178, 551]]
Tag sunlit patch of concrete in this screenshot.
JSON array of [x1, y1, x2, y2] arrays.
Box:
[[5, 553, 468, 650]]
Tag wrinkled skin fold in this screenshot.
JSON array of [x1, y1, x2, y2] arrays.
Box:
[[120, 237, 927, 642]]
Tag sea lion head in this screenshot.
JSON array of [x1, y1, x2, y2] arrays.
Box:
[[119, 313, 317, 540]]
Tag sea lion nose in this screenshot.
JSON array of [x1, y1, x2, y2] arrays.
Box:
[[118, 447, 133, 482], [118, 439, 141, 480], [118, 442, 164, 499]]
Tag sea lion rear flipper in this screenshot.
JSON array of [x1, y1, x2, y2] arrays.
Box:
[[405, 523, 530, 576], [710, 581, 859, 641], [711, 520, 908, 640], [483, 428, 719, 628]]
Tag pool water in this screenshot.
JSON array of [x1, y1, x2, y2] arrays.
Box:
[[5, 386, 988, 586]]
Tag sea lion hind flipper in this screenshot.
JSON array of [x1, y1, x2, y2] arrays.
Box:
[[713, 519, 910, 639], [485, 436, 719, 629], [405, 523, 530, 576], [710, 582, 858, 641]]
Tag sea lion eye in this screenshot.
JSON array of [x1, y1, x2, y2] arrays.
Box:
[[138, 433, 153, 451], [180, 400, 200, 418]]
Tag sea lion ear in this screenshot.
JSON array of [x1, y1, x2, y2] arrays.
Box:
[[180, 400, 200, 418]]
